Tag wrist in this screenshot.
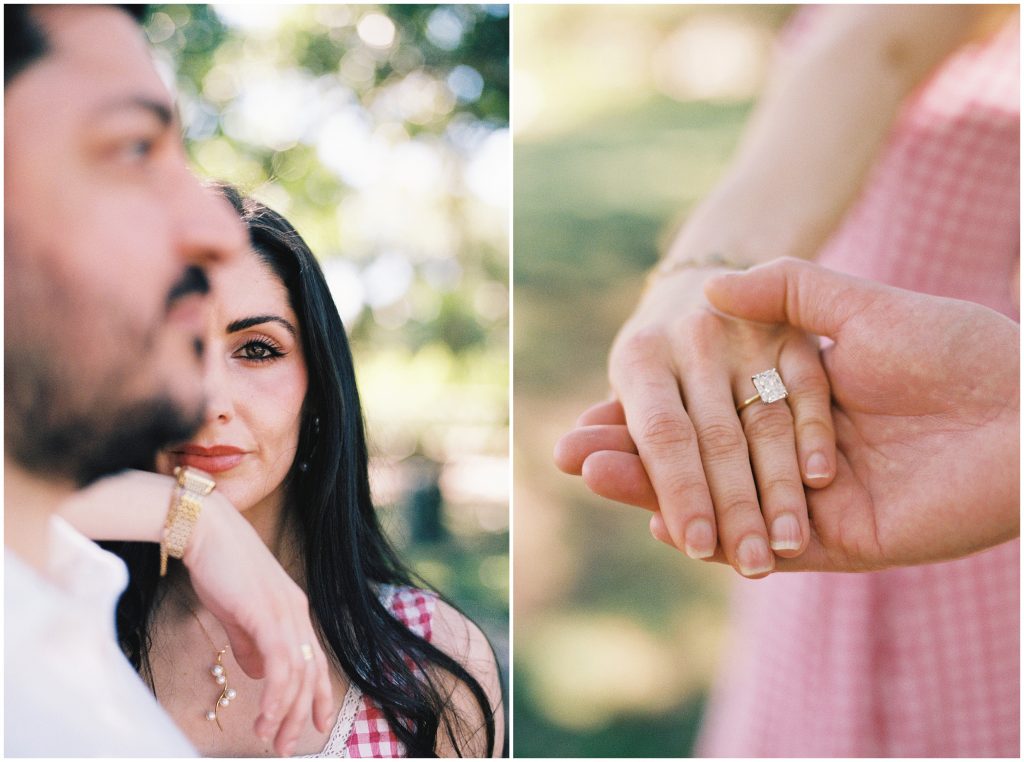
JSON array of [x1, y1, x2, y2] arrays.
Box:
[[668, 178, 822, 268]]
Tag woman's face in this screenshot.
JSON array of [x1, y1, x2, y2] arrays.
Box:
[[157, 247, 308, 516]]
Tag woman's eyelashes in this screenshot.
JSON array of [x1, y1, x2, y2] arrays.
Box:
[[233, 335, 287, 363]]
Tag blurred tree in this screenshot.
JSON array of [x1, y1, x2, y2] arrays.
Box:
[[146, 3, 508, 356], [143, 3, 509, 691]]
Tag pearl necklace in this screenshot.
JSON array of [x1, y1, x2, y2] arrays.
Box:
[[185, 604, 238, 730]]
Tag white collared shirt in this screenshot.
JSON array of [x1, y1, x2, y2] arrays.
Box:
[[5, 516, 197, 757]]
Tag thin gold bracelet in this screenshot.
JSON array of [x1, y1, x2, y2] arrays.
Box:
[[645, 251, 753, 288]]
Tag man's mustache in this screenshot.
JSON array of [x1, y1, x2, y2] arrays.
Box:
[[166, 266, 210, 310]]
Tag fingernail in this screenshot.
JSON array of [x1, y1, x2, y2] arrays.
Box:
[[769, 513, 802, 551], [806, 451, 830, 480], [684, 519, 715, 559], [736, 535, 774, 576]]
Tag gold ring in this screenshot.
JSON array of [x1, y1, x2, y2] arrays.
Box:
[[300, 643, 314, 662], [736, 394, 761, 413], [736, 368, 788, 413]]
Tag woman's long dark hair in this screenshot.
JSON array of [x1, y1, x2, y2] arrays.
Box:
[[105, 185, 497, 756]]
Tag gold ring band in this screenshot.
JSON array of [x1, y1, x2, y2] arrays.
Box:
[[736, 394, 761, 413], [300, 643, 314, 662]]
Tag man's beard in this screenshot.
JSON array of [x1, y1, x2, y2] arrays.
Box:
[[4, 259, 211, 486], [6, 375, 205, 486]]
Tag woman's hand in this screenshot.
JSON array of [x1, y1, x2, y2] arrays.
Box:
[[183, 492, 335, 756], [559, 259, 1021, 571], [59, 470, 335, 756], [590, 265, 836, 577]]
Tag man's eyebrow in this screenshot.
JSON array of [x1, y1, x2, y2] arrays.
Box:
[[227, 315, 298, 337], [94, 95, 175, 127]]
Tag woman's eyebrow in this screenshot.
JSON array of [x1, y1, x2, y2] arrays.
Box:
[[226, 314, 297, 337]]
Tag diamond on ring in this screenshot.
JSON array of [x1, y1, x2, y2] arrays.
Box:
[[751, 368, 788, 404]]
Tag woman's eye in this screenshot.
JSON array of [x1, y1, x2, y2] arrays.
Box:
[[238, 340, 282, 361]]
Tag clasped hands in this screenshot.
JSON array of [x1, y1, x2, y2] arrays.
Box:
[[555, 258, 1020, 576]]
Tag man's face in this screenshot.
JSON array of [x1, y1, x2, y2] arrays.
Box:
[[4, 6, 246, 484]]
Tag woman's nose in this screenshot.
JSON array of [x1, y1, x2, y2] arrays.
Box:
[[201, 353, 234, 425]]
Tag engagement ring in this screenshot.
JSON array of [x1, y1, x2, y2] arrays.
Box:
[[737, 368, 788, 412]]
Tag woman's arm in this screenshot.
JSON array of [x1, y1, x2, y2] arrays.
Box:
[[582, 5, 992, 573], [58, 469, 336, 757], [669, 3, 984, 265], [429, 601, 505, 757]]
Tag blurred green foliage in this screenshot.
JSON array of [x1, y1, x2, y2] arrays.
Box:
[[513, 5, 791, 757], [144, 2, 509, 706], [147, 3, 507, 352]]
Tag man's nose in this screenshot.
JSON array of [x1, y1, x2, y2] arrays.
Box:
[[172, 174, 247, 270]]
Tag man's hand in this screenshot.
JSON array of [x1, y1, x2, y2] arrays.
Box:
[[558, 259, 1020, 571]]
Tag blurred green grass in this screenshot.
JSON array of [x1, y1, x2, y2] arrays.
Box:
[[513, 92, 751, 757], [514, 96, 751, 391]]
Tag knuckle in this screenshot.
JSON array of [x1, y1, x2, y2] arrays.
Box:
[[743, 406, 794, 443], [672, 309, 721, 354], [715, 492, 762, 521], [638, 410, 695, 452], [614, 328, 667, 366], [658, 471, 708, 504], [759, 475, 805, 497], [796, 414, 834, 440], [784, 364, 828, 394], [697, 419, 746, 461]]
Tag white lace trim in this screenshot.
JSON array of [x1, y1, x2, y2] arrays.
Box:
[[298, 681, 363, 758], [375, 583, 399, 611], [296, 584, 411, 758]]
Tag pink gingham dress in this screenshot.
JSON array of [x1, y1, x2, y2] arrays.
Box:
[[697, 11, 1020, 758], [303, 585, 437, 758]]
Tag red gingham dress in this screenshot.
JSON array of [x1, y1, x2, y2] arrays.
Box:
[[303, 585, 437, 758], [697, 10, 1020, 758]]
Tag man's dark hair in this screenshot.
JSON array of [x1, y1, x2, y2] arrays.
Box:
[[5, 4, 148, 86]]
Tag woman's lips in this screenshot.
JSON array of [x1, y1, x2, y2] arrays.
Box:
[[171, 445, 247, 474]]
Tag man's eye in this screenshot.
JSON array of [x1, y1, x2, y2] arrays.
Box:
[[118, 138, 155, 162]]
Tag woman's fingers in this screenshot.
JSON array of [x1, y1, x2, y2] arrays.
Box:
[[311, 638, 335, 734], [273, 624, 320, 756], [735, 379, 809, 559], [779, 335, 837, 487], [575, 398, 626, 426], [253, 594, 308, 750], [186, 496, 332, 750], [683, 366, 774, 577], [650, 513, 730, 565], [554, 425, 638, 475], [649, 511, 672, 545], [610, 346, 717, 559], [252, 617, 298, 745], [581, 449, 659, 510], [219, 620, 263, 679]]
